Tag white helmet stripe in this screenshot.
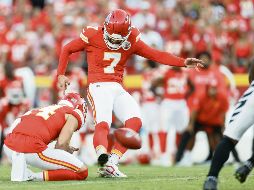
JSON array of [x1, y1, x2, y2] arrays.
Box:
[[58, 100, 74, 108]]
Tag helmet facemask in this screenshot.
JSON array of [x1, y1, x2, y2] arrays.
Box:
[[103, 25, 132, 50]]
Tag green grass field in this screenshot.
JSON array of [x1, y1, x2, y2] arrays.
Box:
[[0, 165, 253, 190]]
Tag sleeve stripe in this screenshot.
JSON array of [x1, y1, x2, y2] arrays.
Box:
[[80, 33, 89, 43], [73, 109, 85, 128], [136, 33, 141, 42]]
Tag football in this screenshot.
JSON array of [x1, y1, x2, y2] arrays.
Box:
[[114, 128, 142, 149]]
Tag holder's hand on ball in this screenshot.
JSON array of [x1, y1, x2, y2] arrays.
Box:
[[57, 75, 70, 90]]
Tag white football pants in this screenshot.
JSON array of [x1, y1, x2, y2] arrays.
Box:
[[87, 82, 141, 126], [141, 102, 160, 133], [224, 81, 254, 140], [4, 145, 84, 172], [160, 99, 189, 133]]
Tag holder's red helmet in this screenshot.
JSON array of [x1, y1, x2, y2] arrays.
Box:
[[103, 9, 132, 50], [58, 92, 87, 115]]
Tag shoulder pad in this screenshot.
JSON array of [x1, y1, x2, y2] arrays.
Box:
[[80, 26, 100, 44]]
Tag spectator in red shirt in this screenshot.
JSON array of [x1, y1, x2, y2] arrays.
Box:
[[174, 79, 230, 164], [193, 81, 229, 130]]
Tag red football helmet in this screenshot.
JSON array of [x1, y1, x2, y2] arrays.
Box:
[[58, 92, 87, 115], [103, 9, 132, 50]]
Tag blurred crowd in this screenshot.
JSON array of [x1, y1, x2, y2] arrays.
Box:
[[0, 0, 254, 75], [0, 0, 254, 166]]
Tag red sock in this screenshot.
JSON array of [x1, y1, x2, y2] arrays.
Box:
[[44, 169, 88, 181], [112, 117, 142, 156], [148, 133, 154, 151], [107, 133, 115, 153], [93, 122, 110, 152], [158, 131, 167, 153], [175, 132, 182, 147]]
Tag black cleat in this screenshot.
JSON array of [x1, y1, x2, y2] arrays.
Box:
[[235, 161, 253, 183], [98, 153, 108, 166], [203, 176, 218, 190]]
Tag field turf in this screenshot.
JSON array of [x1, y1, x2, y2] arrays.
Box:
[[0, 165, 253, 190]]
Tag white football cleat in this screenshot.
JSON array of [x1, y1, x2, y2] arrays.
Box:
[[176, 151, 193, 167], [151, 153, 171, 167], [26, 168, 36, 181], [98, 161, 127, 178]]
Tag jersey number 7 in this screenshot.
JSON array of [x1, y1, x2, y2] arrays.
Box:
[[103, 52, 121, 74]]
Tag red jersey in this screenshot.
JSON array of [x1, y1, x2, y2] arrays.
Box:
[[57, 26, 185, 84], [9, 38, 29, 67], [4, 105, 85, 153], [188, 65, 227, 109], [163, 68, 188, 100], [192, 92, 229, 126]]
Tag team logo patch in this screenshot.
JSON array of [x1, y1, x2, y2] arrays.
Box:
[[122, 41, 131, 50]]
